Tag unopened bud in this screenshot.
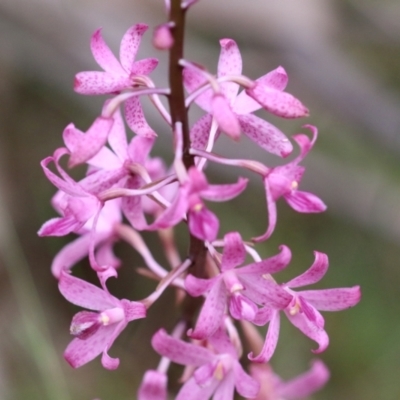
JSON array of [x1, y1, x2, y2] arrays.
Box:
[[153, 24, 174, 50]]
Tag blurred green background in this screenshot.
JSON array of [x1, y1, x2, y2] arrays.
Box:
[[1, 0, 400, 399]]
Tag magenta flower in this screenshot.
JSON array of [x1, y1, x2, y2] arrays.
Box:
[[85, 107, 157, 230], [185, 39, 305, 156], [249, 360, 329, 400], [74, 24, 158, 95], [148, 167, 248, 241], [254, 125, 327, 242], [151, 327, 260, 400], [185, 232, 292, 339], [250, 251, 361, 362], [38, 147, 125, 238], [59, 270, 146, 369]]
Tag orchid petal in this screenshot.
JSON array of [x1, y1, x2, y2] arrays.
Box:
[[74, 71, 130, 95], [229, 293, 258, 321], [285, 190, 327, 213], [176, 376, 219, 400], [127, 135, 156, 164], [138, 370, 168, 400], [253, 306, 274, 326], [51, 233, 107, 279], [63, 117, 113, 168], [291, 125, 318, 164], [119, 24, 148, 73], [233, 66, 288, 114], [38, 215, 84, 237], [90, 29, 124, 74], [212, 95, 241, 140], [64, 324, 115, 368], [258, 66, 289, 91], [285, 310, 329, 354], [40, 154, 88, 197], [217, 39, 242, 102], [125, 96, 157, 137], [278, 360, 330, 399], [121, 176, 148, 230], [100, 320, 129, 369], [233, 361, 260, 398], [300, 286, 361, 311], [238, 114, 292, 157], [148, 187, 188, 230], [189, 278, 228, 340], [87, 147, 121, 170], [246, 85, 309, 119], [58, 271, 115, 310], [286, 251, 328, 288], [107, 106, 128, 161], [238, 245, 291, 275], [185, 275, 220, 297], [213, 371, 235, 400], [201, 177, 248, 202], [220, 232, 246, 272], [189, 206, 219, 241], [151, 329, 214, 366], [96, 239, 121, 270], [183, 67, 212, 112], [194, 361, 217, 386], [240, 275, 292, 309], [78, 167, 126, 194], [190, 114, 214, 150], [207, 327, 237, 358], [131, 58, 159, 75], [252, 179, 277, 243], [249, 311, 280, 362]]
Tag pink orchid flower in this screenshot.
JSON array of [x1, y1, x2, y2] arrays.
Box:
[[60, 269, 146, 370], [38, 146, 126, 235], [185, 39, 307, 156], [74, 24, 158, 95], [86, 107, 158, 230], [250, 251, 361, 362], [249, 360, 329, 400], [151, 327, 260, 400], [148, 167, 248, 242], [254, 125, 327, 242], [185, 232, 292, 340]]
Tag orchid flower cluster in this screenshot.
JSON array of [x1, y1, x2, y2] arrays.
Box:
[[39, 1, 361, 399]]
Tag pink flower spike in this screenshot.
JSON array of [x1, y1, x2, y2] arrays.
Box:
[[59, 271, 146, 369], [63, 117, 113, 168], [75, 24, 158, 95]]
